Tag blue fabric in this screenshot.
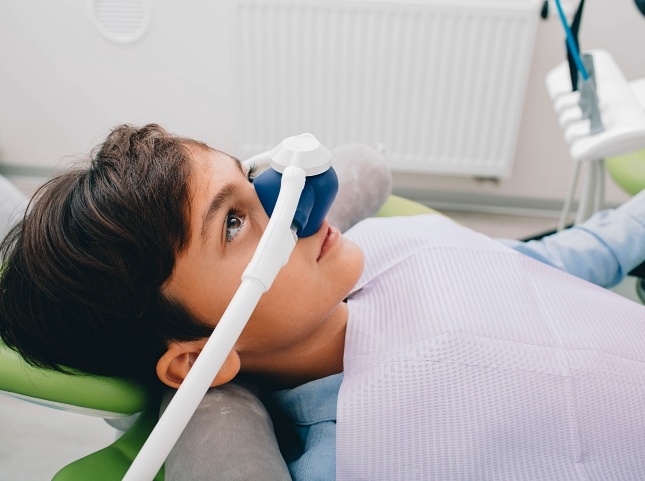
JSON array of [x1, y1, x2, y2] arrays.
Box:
[[271, 194, 645, 481], [272, 374, 343, 481], [497, 190, 645, 288]]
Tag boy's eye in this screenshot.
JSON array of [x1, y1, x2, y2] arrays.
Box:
[[246, 164, 257, 183], [225, 211, 245, 243]]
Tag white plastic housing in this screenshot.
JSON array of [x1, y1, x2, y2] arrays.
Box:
[[269, 133, 332, 176]]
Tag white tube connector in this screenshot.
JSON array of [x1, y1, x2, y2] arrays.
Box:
[[243, 165, 304, 290]]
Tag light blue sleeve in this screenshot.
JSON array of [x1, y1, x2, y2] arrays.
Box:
[[498, 190, 645, 288], [288, 421, 337, 481], [272, 374, 343, 481]]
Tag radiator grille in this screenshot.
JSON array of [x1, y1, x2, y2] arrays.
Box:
[[234, 0, 539, 177]]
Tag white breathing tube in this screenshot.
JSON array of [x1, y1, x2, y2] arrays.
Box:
[[123, 133, 336, 481]]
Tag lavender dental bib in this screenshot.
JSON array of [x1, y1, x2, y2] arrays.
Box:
[[340, 215, 645, 480]]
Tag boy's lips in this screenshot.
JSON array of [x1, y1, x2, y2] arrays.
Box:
[[317, 222, 340, 261]]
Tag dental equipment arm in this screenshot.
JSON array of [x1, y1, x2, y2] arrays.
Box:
[[123, 134, 337, 481]]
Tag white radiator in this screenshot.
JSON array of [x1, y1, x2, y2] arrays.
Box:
[[234, 0, 540, 177]]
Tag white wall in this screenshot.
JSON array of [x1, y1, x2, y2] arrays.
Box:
[[0, 1, 239, 168], [1, 1, 644, 208]]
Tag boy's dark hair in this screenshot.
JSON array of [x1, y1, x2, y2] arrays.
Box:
[[0, 124, 214, 387]]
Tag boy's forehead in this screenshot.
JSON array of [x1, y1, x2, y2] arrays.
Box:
[[193, 147, 244, 175], [187, 149, 247, 203]]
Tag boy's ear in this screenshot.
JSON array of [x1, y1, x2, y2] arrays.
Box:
[[156, 339, 241, 389]]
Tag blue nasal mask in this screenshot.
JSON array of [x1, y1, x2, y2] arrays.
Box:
[[253, 133, 339, 237]]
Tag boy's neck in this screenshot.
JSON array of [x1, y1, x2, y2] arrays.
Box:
[[239, 302, 348, 389]]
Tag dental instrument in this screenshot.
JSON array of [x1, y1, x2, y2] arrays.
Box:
[[554, 0, 588, 81], [122, 133, 338, 481]]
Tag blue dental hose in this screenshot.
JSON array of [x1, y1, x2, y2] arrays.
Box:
[[554, 0, 589, 81], [123, 134, 337, 481]]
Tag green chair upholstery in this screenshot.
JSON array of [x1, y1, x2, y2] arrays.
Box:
[[376, 194, 437, 218], [606, 149, 645, 196], [52, 402, 164, 481], [0, 194, 434, 480], [0, 342, 148, 416], [0, 341, 163, 481]]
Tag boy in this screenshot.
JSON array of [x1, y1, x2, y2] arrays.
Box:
[[2, 124, 645, 480]]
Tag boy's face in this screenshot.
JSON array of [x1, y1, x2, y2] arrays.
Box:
[[162, 148, 364, 379]]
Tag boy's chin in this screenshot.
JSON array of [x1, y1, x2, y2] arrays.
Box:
[[341, 237, 365, 292]]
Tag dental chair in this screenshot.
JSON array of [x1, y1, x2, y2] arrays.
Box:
[[0, 194, 437, 481], [545, 46, 645, 301]]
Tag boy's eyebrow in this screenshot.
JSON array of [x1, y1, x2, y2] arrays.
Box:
[[200, 155, 247, 241], [201, 182, 239, 240]]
